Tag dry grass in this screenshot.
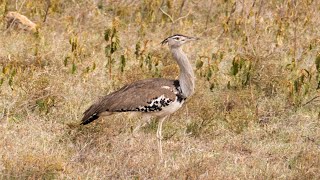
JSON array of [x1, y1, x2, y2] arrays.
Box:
[[0, 0, 320, 179]]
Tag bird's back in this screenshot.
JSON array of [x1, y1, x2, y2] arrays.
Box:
[[81, 78, 185, 125]]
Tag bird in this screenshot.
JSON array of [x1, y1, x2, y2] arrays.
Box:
[[81, 34, 198, 157]]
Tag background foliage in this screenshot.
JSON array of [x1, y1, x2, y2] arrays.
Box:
[[0, 0, 319, 179]]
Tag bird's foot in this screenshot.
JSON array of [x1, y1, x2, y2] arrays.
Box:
[[131, 131, 140, 138], [156, 132, 163, 140]]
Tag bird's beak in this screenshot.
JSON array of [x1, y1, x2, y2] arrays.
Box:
[[187, 36, 199, 41]]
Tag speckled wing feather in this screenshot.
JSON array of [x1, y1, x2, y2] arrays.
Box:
[[81, 78, 181, 125]]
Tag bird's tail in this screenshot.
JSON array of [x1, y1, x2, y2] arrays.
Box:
[[80, 113, 99, 125], [80, 104, 100, 125]]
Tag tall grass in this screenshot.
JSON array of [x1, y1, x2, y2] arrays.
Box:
[[0, 0, 319, 179]]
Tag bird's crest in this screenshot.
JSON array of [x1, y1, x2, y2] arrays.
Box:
[[161, 34, 188, 45]]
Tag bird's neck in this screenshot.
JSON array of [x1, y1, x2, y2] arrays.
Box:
[[171, 47, 195, 97]]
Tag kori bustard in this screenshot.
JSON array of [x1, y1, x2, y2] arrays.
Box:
[[81, 34, 198, 156]]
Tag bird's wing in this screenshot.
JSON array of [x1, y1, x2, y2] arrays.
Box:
[[82, 78, 179, 122]]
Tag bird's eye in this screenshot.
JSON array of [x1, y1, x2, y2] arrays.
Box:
[[175, 37, 180, 40]]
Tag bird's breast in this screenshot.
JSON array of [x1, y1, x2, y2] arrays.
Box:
[[146, 95, 185, 117]]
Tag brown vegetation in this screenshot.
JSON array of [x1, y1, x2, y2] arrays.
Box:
[[5, 11, 37, 32], [0, 0, 319, 179]]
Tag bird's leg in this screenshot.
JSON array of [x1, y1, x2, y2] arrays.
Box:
[[132, 115, 151, 137], [157, 116, 167, 158], [156, 117, 166, 140]]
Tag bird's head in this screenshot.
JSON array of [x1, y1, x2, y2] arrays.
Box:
[[161, 34, 198, 48]]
